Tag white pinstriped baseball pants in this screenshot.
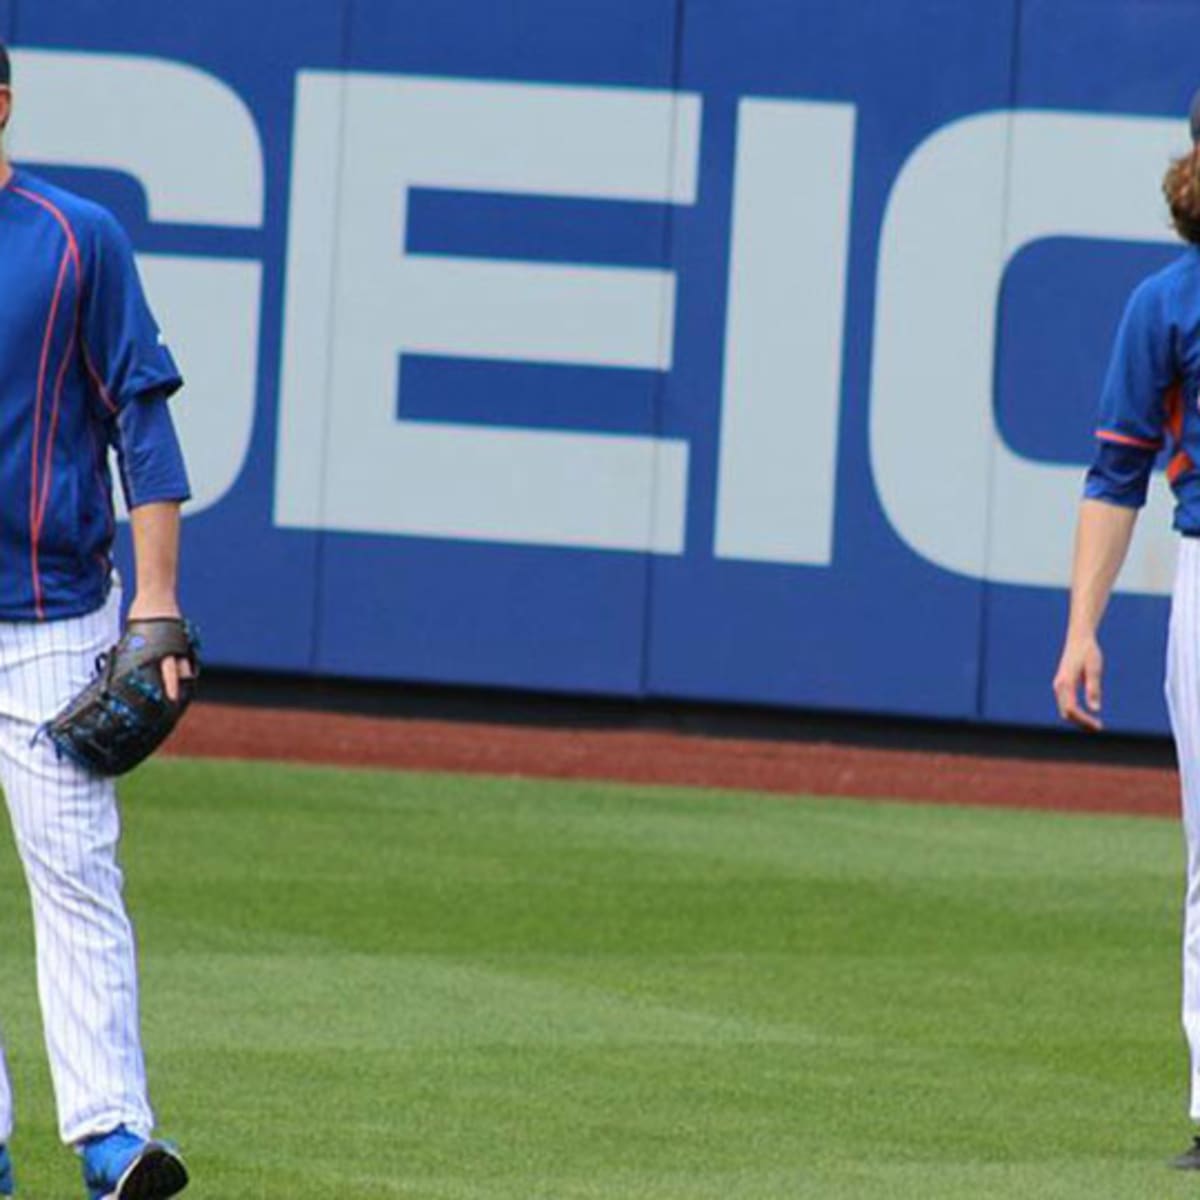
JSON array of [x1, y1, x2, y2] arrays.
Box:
[[0, 582, 153, 1145], [1166, 537, 1200, 1120]]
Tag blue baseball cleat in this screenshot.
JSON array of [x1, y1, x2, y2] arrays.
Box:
[[80, 1127, 187, 1200], [0, 1144, 13, 1195]]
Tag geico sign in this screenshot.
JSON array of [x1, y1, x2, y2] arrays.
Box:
[[10, 51, 1185, 594]]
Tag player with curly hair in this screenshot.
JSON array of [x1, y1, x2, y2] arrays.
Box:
[[1055, 89, 1200, 1169]]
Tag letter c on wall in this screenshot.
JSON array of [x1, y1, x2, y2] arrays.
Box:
[[871, 109, 1182, 594]]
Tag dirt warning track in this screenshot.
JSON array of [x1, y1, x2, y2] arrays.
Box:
[[164, 701, 1180, 819]]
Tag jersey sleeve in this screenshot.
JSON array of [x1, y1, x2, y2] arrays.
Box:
[[80, 208, 183, 412], [113, 392, 191, 510], [1083, 276, 1178, 508], [1084, 441, 1158, 508]]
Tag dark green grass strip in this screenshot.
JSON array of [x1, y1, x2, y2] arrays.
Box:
[[0, 759, 1191, 1198]]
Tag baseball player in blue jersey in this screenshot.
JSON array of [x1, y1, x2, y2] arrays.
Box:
[[0, 45, 192, 1199], [1055, 89, 1200, 1169]]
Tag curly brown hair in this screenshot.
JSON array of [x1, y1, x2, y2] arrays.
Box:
[[1164, 150, 1200, 244]]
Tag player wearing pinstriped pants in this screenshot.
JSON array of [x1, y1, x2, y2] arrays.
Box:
[[1055, 91, 1200, 1168], [0, 582, 154, 1144], [0, 44, 193, 1200], [1167, 539, 1200, 1132]]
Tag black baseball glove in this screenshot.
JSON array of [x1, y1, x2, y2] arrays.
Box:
[[43, 617, 200, 776]]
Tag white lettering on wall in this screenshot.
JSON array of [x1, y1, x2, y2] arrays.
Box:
[[871, 109, 1181, 594], [276, 73, 700, 553], [715, 98, 856, 565]]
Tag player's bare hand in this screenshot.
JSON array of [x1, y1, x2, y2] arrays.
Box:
[[1052, 633, 1104, 732]]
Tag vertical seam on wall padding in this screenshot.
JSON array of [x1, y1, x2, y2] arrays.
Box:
[[973, 0, 1026, 722], [308, 0, 356, 676], [637, 0, 689, 702]]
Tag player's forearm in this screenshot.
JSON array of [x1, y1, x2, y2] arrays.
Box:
[[127, 500, 182, 618], [1065, 498, 1139, 638]]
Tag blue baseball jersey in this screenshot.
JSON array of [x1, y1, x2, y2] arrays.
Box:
[[1085, 247, 1200, 530], [0, 168, 189, 621]]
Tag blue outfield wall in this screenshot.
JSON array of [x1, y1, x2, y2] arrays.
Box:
[[5, 0, 1199, 734]]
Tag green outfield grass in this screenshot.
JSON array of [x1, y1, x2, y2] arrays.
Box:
[[0, 757, 1191, 1198]]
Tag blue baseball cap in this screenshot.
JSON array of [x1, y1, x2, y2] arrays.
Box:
[[1191, 88, 1200, 143]]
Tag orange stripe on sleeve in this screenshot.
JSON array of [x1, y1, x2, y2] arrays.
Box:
[[1095, 429, 1163, 450]]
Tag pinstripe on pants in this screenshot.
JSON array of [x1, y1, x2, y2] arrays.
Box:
[[0, 581, 152, 1145]]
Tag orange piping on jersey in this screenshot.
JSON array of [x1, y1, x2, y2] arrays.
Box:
[[37, 274, 81, 556], [1095, 429, 1162, 450], [1167, 382, 1185, 443], [10, 185, 118, 417], [24, 248, 71, 620], [79, 338, 117, 415], [10, 186, 93, 619], [10, 187, 84, 618], [1169, 451, 1194, 484], [1162, 382, 1190, 487]]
